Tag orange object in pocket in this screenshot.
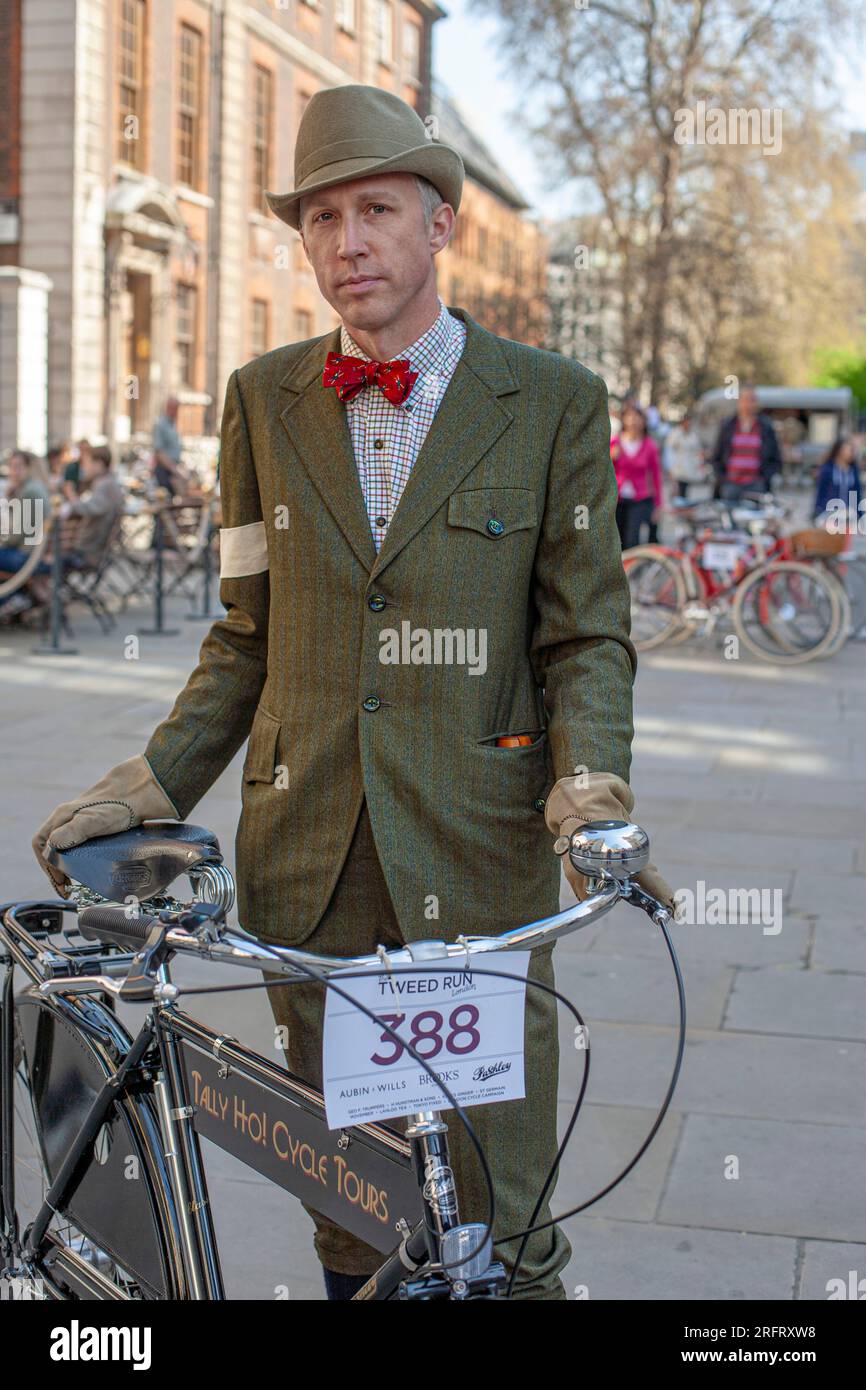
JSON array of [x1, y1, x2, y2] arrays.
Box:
[[495, 734, 534, 747]]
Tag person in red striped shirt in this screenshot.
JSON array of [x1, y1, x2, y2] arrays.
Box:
[[710, 384, 782, 499]]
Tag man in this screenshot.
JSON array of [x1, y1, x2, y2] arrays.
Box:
[[45, 442, 70, 485], [59, 445, 125, 568], [0, 450, 53, 615], [152, 396, 185, 496], [710, 384, 781, 499], [61, 438, 90, 497], [33, 85, 672, 1300]]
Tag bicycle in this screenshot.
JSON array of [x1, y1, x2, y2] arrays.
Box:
[[623, 497, 850, 663], [1, 819, 681, 1301]]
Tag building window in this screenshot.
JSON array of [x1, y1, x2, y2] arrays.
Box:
[[335, 0, 356, 32], [177, 25, 203, 188], [294, 308, 313, 341], [175, 283, 197, 388], [252, 66, 273, 215], [117, 0, 146, 169], [402, 18, 421, 81], [375, 1, 393, 64], [250, 300, 269, 358]]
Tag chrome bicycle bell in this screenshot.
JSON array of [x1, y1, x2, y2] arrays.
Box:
[[556, 819, 650, 881]]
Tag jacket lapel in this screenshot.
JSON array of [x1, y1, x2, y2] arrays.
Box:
[[278, 325, 378, 571], [276, 306, 519, 577], [371, 307, 519, 578]]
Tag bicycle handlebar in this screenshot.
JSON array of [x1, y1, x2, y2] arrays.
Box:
[[170, 874, 631, 981], [37, 819, 671, 1000]]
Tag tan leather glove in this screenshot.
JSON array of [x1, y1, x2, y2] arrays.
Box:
[[32, 754, 179, 897], [544, 770, 674, 909]]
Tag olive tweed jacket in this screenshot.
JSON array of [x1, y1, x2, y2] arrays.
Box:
[[143, 306, 636, 946]]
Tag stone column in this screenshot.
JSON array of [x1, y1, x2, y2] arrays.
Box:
[[0, 268, 53, 455]]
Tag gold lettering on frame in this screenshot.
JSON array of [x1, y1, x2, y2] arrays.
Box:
[[333, 1155, 389, 1222], [272, 1119, 290, 1160], [188, 1064, 391, 1224]]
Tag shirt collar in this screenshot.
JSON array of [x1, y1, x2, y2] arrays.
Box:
[[339, 295, 452, 368]]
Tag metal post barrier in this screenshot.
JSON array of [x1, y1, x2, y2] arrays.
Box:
[[139, 502, 179, 637]]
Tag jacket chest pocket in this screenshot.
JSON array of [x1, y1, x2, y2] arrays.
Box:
[[447, 487, 537, 539], [243, 708, 280, 783]]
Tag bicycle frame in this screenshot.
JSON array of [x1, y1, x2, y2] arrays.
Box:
[[0, 901, 511, 1300], [1, 833, 663, 1301]]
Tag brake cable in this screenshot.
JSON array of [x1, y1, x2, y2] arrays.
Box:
[[502, 912, 687, 1295], [176, 962, 592, 1284], [73, 907, 684, 1296]]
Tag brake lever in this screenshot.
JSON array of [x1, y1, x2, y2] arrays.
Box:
[[176, 900, 225, 941], [621, 880, 673, 927], [39, 922, 168, 1001], [115, 921, 172, 1001]]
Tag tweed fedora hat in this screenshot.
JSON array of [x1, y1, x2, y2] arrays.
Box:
[[264, 84, 464, 232]]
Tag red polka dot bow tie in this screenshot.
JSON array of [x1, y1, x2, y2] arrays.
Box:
[[322, 351, 419, 406]]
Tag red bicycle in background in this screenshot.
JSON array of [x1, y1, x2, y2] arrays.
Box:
[[623, 495, 857, 663]]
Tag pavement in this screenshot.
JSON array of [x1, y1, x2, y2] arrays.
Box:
[[1, 572, 864, 1301]]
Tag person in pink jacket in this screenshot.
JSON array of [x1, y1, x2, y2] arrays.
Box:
[[610, 400, 664, 550]]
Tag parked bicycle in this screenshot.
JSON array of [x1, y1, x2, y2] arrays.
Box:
[[624, 495, 852, 662], [1, 819, 681, 1301]]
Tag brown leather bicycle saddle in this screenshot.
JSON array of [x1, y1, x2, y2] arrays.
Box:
[[46, 822, 222, 901]]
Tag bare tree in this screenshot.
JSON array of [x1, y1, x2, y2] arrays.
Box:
[[471, 0, 864, 405]]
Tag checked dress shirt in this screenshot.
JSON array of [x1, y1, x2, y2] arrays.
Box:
[[338, 295, 467, 551]]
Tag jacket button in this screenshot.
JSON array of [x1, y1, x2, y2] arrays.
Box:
[[533, 797, 546, 813], [486, 517, 504, 536], [368, 594, 386, 612], [362, 696, 381, 712]]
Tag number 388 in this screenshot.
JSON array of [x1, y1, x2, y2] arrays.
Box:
[[371, 1006, 481, 1065]]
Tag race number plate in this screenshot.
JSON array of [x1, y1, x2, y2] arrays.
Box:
[[702, 541, 741, 571], [322, 955, 531, 1129]]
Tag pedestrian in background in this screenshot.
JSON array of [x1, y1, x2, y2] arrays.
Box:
[[61, 438, 91, 498], [710, 384, 781, 499], [59, 445, 124, 569], [152, 396, 186, 497], [664, 412, 707, 499], [0, 448, 52, 562], [813, 436, 862, 526], [611, 400, 664, 550], [46, 442, 67, 485], [0, 450, 53, 613]]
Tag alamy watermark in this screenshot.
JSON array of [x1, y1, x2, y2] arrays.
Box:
[[0, 496, 44, 545], [823, 493, 866, 535], [673, 881, 783, 935], [379, 622, 487, 675], [674, 101, 783, 157]]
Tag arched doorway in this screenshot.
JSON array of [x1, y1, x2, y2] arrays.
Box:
[[104, 180, 194, 450]]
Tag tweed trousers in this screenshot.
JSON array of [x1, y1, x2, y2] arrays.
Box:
[[262, 800, 571, 1299]]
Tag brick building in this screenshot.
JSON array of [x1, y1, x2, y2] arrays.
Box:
[[0, 0, 547, 459]]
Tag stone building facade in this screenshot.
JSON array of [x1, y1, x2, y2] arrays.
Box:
[[0, 0, 546, 458]]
